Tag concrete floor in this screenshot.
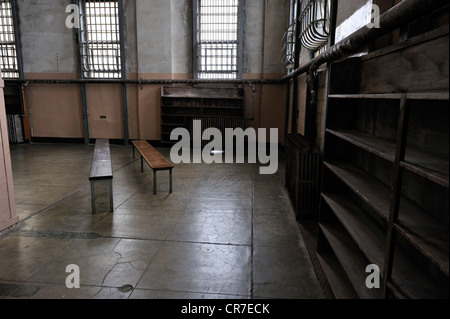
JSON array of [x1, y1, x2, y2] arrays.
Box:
[[0, 143, 324, 299]]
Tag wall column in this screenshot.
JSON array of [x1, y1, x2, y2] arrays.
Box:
[[0, 76, 19, 232]]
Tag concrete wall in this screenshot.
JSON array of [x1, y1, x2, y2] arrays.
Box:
[[245, 0, 289, 143], [0, 76, 19, 232], [15, 0, 289, 142]]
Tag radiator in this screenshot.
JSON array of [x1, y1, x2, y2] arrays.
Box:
[[285, 134, 321, 220], [193, 117, 244, 149], [7, 114, 24, 144]]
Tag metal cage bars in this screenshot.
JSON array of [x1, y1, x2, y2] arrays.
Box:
[[282, 0, 330, 73], [282, 22, 296, 71], [194, 0, 244, 80], [0, 0, 21, 79], [282, 0, 298, 72], [299, 0, 330, 51]]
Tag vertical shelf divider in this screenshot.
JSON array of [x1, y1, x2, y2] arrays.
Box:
[[382, 94, 408, 297]]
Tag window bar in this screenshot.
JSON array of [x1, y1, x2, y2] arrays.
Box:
[[0, 0, 21, 79], [75, 0, 90, 144], [79, 0, 122, 79], [117, 0, 128, 145], [74, 0, 126, 143], [195, 0, 241, 80]]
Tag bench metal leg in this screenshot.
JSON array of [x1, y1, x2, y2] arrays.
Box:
[[169, 169, 173, 193], [90, 182, 96, 214], [109, 179, 114, 213], [153, 170, 157, 195], [141, 155, 144, 173], [132, 145, 135, 159], [91, 180, 114, 214]]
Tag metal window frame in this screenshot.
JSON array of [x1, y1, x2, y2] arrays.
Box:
[[0, 0, 23, 79], [76, 0, 125, 80], [193, 0, 244, 80], [74, 0, 128, 145]]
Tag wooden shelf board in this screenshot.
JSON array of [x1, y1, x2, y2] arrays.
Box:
[[162, 106, 243, 112], [326, 129, 396, 163], [162, 95, 244, 100], [322, 193, 386, 268], [322, 193, 448, 299], [162, 114, 242, 118], [324, 162, 390, 221], [162, 105, 203, 108], [386, 282, 408, 299], [400, 159, 449, 188], [325, 162, 449, 277], [327, 129, 449, 186], [319, 223, 381, 299], [317, 251, 359, 299], [396, 200, 449, 276], [328, 92, 449, 100], [203, 106, 243, 110], [390, 254, 448, 299]]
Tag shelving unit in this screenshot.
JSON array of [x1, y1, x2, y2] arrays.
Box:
[[3, 82, 25, 144], [317, 31, 449, 299], [160, 86, 245, 146]]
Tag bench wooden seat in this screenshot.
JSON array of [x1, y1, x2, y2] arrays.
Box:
[[132, 140, 174, 194], [89, 138, 113, 214]]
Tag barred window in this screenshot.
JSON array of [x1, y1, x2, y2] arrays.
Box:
[[78, 0, 123, 79], [194, 0, 243, 80], [0, 0, 20, 79]]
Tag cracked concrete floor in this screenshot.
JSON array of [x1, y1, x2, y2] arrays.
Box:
[[0, 143, 324, 299]]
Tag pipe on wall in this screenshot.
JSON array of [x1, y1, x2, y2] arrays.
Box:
[[8, 79, 283, 85], [283, 0, 449, 82], [283, 0, 448, 150]]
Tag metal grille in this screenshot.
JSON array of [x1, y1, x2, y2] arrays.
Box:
[[194, 0, 241, 80], [285, 134, 321, 220], [0, 0, 19, 79], [282, 0, 298, 72], [194, 116, 244, 149], [282, 22, 296, 71], [78, 0, 122, 79], [299, 0, 330, 52]]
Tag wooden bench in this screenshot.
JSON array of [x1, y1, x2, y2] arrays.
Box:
[[132, 140, 174, 195], [89, 138, 113, 214]]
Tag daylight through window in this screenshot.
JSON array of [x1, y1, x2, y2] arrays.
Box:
[[0, 0, 19, 79], [194, 0, 242, 80], [78, 0, 122, 79]]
